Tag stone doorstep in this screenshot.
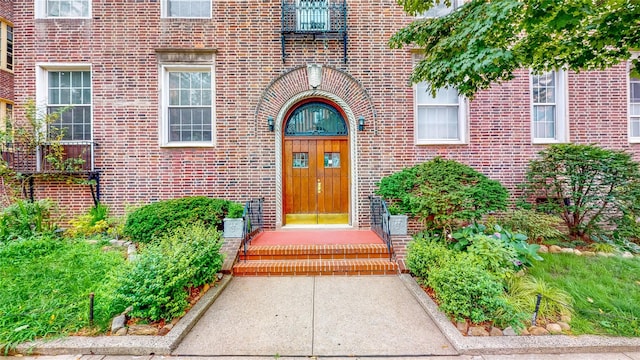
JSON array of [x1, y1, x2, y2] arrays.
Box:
[[232, 258, 399, 276]]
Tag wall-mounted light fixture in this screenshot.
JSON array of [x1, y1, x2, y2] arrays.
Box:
[[358, 116, 365, 131], [267, 116, 274, 132]]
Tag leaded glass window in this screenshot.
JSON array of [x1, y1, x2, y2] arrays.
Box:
[[285, 102, 347, 136]]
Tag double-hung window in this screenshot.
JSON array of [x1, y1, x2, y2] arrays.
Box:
[[163, 0, 211, 18], [162, 66, 214, 146], [297, 0, 329, 31], [0, 20, 12, 72], [36, 0, 91, 18], [630, 74, 640, 141], [419, 0, 463, 18], [531, 70, 567, 143], [0, 100, 12, 133], [415, 82, 466, 144], [37, 66, 92, 141]]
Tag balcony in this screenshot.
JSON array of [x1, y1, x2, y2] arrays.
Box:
[[1, 140, 95, 174], [281, 0, 348, 63]]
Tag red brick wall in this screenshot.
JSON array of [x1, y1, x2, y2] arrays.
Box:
[[0, 0, 12, 102], [10, 0, 639, 227]]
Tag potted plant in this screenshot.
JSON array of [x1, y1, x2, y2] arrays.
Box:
[[223, 202, 245, 238], [387, 204, 408, 236]]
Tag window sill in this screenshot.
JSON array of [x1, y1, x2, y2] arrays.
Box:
[[416, 139, 467, 145], [628, 138, 640, 144], [531, 138, 568, 145], [161, 141, 215, 148]]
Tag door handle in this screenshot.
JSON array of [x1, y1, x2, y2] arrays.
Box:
[[317, 179, 321, 194]]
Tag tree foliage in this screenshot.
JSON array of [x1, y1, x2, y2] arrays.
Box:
[[390, 0, 640, 98], [519, 144, 640, 239]]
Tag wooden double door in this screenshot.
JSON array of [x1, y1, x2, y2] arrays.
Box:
[[284, 137, 349, 225]]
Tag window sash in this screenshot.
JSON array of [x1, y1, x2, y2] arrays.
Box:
[[415, 82, 463, 142], [420, 0, 462, 18], [46, 0, 90, 17], [164, 69, 214, 144], [630, 76, 640, 139], [166, 0, 211, 18], [46, 71, 92, 141], [297, 0, 329, 31], [531, 71, 563, 141]]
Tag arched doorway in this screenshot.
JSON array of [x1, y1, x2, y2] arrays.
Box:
[[283, 100, 350, 225]]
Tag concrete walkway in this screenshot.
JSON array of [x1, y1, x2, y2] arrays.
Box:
[[174, 276, 457, 357]]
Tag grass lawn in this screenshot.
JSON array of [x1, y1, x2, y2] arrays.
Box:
[[528, 253, 640, 337], [0, 236, 126, 352]]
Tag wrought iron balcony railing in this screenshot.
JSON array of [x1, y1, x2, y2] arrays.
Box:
[[1, 140, 95, 174], [281, 0, 348, 63]]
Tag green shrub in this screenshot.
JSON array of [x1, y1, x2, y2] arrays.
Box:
[[429, 252, 518, 325], [502, 209, 565, 244], [67, 203, 113, 238], [466, 234, 519, 278], [113, 224, 224, 321], [406, 232, 452, 283], [123, 196, 242, 243], [519, 144, 640, 239], [0, 199, 55, 242], [376, 157, 508, 232]]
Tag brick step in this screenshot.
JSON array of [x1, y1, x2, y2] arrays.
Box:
[[232, 258, 398, 276], [238, 243, 391, 261]]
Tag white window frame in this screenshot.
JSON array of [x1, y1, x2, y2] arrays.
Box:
[[35, 0, 92, 19], [160, 65, 216, 147], [161, 0, 212, 19], [530, 70, 568, 143], [414, 82, 468, 145], [0, 99, 13, 133], [296, 0, 330, 31], [417, 0, 464, 18], [0, 20, 12, 72], [629, 56, 640, 143], [35, 63, 93, 142]]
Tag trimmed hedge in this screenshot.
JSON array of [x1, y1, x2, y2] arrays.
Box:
[[123, 196, 243, 243]]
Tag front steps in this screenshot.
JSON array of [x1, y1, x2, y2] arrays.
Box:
[[232, 243, 398, 276]]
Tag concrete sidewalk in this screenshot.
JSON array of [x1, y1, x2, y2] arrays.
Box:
[[174, 276, 457, 357]]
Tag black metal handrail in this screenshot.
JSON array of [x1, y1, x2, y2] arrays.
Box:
[[369, 195, 394, 261], [242, 197, 265, 261]]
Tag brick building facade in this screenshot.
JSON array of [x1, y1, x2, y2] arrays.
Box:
[[6, 0, 640, 230]]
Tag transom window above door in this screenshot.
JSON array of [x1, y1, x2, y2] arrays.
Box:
[[285, 102, 347, 136]]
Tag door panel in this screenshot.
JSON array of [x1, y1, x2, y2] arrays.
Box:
[[284, 138, 348, 225]]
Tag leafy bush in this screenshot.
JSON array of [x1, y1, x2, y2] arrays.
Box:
[[67, 203, 114, 238], [113, 224, 224, 321], [429, 252, 520, 325], [406, 232, 452, 283], [451, 223, 542, 268], [519, 144, 640, 239], [0, 199, 55, 242], [502, 209, 565, 244], [376, 157, 508, 232], [466, 234, 519, 278], [123, 196, 242, 243]]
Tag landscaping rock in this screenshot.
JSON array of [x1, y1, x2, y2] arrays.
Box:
[[114, 327, 128, 336], [489, 326, 503, 336], [560, 315, 572, 323], [87, 240, 99, 245], [561, 248, 575, 254], [549, 245, 562, 253], [519, 327, 530, 336], [110, 314, 126, 334], [622, 251, 634, 259], [546, 323, 563, 334], [456, 321, 469, 335], [158, 325, 172, 336], [558, 321, 571, 331], [468, 326, 490, 336], [503, 326, 518, 336], [528, 326, 550, 335], [121, 306, 133, 316], [583, 251, 596, 257], [573, 249, 582, 256], [597, 251, 614, 257], [128, 324, 158, 336], [538, 245, 549, 253]]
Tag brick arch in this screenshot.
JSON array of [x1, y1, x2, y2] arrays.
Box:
[[255, 65, 377, 129], [256, 65, 376, 229]]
